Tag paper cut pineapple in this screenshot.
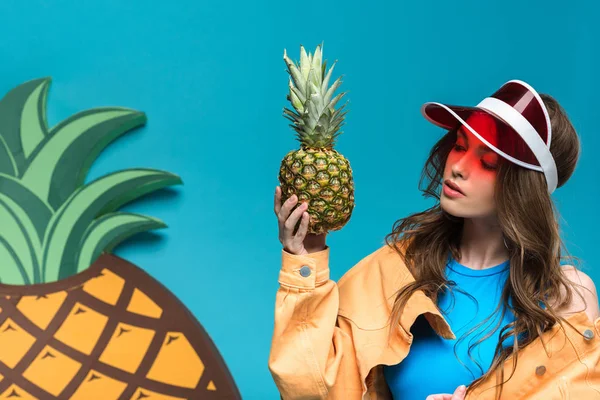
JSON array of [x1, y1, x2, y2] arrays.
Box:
[[0, 78, 241, 399], [279, 44, 355, 235]]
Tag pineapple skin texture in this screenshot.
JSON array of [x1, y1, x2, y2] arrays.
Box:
[[279, 147, 355, 235]]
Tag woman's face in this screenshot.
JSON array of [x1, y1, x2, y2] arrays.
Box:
[[440, 114, 500, 220]]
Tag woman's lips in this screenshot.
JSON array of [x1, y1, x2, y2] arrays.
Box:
[[443, 181, 465, 198]]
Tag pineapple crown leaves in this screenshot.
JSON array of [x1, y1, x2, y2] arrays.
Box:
[[42, 168, 181, 282], [0, 78, 182, 284], [282, 43, 349, 149], [78, 212, 166, 275]]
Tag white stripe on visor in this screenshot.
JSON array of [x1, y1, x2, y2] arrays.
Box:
[[476, 97, 558, 194]]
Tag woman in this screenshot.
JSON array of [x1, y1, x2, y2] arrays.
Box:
[[269, 80, 600, 399]]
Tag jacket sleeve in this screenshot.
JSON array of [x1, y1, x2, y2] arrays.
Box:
[[268, 247, 363, 399]]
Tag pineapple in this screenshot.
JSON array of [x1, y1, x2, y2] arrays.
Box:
[[279, 44, 355, 235], [0, 78, 241, 399]]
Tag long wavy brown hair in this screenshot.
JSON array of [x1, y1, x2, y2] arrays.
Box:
[[385, 94, 585, 398]]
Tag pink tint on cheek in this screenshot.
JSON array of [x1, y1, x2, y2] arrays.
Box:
[[452, 117, 500, 182], [448, 156, 497, 178], [445, 148, 498, 190]]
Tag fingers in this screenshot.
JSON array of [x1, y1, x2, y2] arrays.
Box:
[[283, 202, 307, 239], [452, 385, 467, 400], [274, 186, 281, 215], [294, 210, 310, 241], [426, 385, 466, 400], [275, 186, 313, 254], [277, 192, 298, 225]]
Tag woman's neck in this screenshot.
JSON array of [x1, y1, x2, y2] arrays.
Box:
[[457, 217, 509, 270]]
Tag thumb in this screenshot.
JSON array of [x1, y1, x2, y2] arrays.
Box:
[[452, 385, 466, 400]]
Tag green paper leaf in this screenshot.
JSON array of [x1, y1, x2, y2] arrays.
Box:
[[21, 80, 50, 159], [0, 135, 17, 176], [0, 237, 29, 285], [0, 78, 50, 174], [21, 108, 146, 210], [0, 174, 52, 242], [0, 195, 41, 284], [43, 168, 182, 282], [76, 212, 166, 273]]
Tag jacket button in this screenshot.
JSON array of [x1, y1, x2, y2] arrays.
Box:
[[535, 365, 546, 376], [299, 265, 312, 277], [584, 329, 595, 340]]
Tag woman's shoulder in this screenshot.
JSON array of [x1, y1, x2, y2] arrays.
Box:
[[336, 242, 414, 323], [337, 243, 408, 286], [552, 265, 600, 323]]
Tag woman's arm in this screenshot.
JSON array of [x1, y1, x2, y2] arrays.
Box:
[[268, 248, 363, 399]]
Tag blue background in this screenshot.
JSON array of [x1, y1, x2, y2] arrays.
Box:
[[0, 0, 598, 398]]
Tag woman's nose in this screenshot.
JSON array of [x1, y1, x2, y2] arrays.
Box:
[[452, 153, 472, 178]]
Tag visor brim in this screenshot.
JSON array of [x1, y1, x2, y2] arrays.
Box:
[[421, 102, 544, 172]]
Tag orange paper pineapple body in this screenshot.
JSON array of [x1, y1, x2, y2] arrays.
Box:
[[0, 255, 237, 399]]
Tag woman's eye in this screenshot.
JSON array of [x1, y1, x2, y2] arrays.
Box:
[[453, 144, 466, 151], [482, 161, 498, 171]]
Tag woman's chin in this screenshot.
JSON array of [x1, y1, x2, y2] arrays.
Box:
[[441, 198, 495, 220], [440, 198, 468, 218]]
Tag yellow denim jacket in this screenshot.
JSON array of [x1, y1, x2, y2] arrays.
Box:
[[268, 243, 600, 399]]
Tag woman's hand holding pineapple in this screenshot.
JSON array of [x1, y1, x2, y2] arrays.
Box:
[[275, 186, 327, 255]]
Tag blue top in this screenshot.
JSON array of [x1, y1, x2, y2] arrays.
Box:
[[383, 254, 516, 399]]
